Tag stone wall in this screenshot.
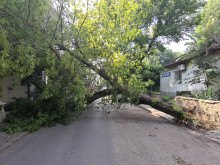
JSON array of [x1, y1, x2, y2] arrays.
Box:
[[175, 96, 220, 125]]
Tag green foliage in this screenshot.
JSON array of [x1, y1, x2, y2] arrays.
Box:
[[187, 0, 220, 54], [146, 49, 180, 65], [0, 0, 204, 132], [186, 0, 220, 89], [1, 98, 79, 134], [186, 55, 220, 89], [194, 88, 220, 101], [152, 98, 159, 105], [138, 49, 179, 92], [162, 95, 172, 102], [135, 0, 204, 47], [172, 101, 191, 120], [0, 0, 203, 93], [138, 64, 163, 92]]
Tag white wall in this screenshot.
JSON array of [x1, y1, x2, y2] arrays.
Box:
[[160, 50, 220, 96], [160, 64, 207, 96], [0, 77, 30, 103]]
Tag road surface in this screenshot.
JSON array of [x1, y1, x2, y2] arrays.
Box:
[[0, 106, 117, 165], [0, 104, 219, 165]]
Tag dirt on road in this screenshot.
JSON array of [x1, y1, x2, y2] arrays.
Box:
[[107, 104, 220, 165]]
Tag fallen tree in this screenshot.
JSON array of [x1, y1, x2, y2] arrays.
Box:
[[0, 0, 203, 125], [56, 44, 184, 118]]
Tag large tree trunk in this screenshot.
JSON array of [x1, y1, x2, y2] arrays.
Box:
[[87, 89, 184, 119], [138, 93, 183, 119], [86, 89, 113, 104]]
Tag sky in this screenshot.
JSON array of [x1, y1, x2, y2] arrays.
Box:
[[167, 40, 189, 53]]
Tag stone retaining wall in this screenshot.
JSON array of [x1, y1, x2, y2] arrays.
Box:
[[175, 96, 220, 124]]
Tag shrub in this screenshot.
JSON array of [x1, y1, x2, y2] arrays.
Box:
[[194, 88, 220, 101], [0, 98, 81, 134], [162, 95, 172, 102]]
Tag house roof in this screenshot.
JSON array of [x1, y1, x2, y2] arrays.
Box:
[[163, 43, 220, 68], [162, 54, 190, 68]]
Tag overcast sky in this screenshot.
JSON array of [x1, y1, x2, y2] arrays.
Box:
[[167, 40, 189, 53]]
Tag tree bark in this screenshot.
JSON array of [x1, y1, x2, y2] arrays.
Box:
[[86, 89, 112, 104], [87, 89, 183, 119], [138, 93, 183, 119]]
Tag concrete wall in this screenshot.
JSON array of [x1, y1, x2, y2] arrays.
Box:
[[0, 77, 32, 103], [160, 51, 220, 96]]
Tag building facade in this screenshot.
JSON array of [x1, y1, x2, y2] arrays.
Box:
[[160, 49, 220, 97], [0, 76, 34, 103]]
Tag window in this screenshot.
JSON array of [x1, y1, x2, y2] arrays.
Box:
[[174, 70, 182, 84]]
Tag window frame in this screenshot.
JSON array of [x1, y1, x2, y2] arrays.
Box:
[[174, 70, 182, 84]]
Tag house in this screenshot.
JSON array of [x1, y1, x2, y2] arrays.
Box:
[[0, 76, 34, 103], [160, 48, 220, 97], [0, 70, 49, 104]]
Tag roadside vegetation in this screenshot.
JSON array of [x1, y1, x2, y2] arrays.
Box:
[[182, 88, 220, 101], [185, 0, 220, 101], [1, 98, 78, 133]]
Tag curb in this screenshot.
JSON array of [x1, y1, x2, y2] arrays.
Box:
[[0, 132, 28, 153]]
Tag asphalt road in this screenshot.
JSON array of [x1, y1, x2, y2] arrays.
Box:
[[108, 104, 220, 165], [0, 106, 117, 165], [0, 104, 220, 165]]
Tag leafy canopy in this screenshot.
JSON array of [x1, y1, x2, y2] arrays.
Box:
[[0, 0, 204, 132]]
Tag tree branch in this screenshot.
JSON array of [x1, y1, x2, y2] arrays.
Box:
[[53, 1, 64, 40], [0, 7, 46, 34], [79, 0, 89, 31], [49, 45, 75, 80], [139, 35, 158, 62], [27, 0, 31, 21], [86, 89, 113, 104], [59, 45, 116, 86]]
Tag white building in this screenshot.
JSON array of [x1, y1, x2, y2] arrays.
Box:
[[0, 77, 35, 103], [160, 48, 220, 97]]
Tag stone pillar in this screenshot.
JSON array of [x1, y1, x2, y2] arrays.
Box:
[[1, 104, 5, 113], [0, 101, 6, 122]]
